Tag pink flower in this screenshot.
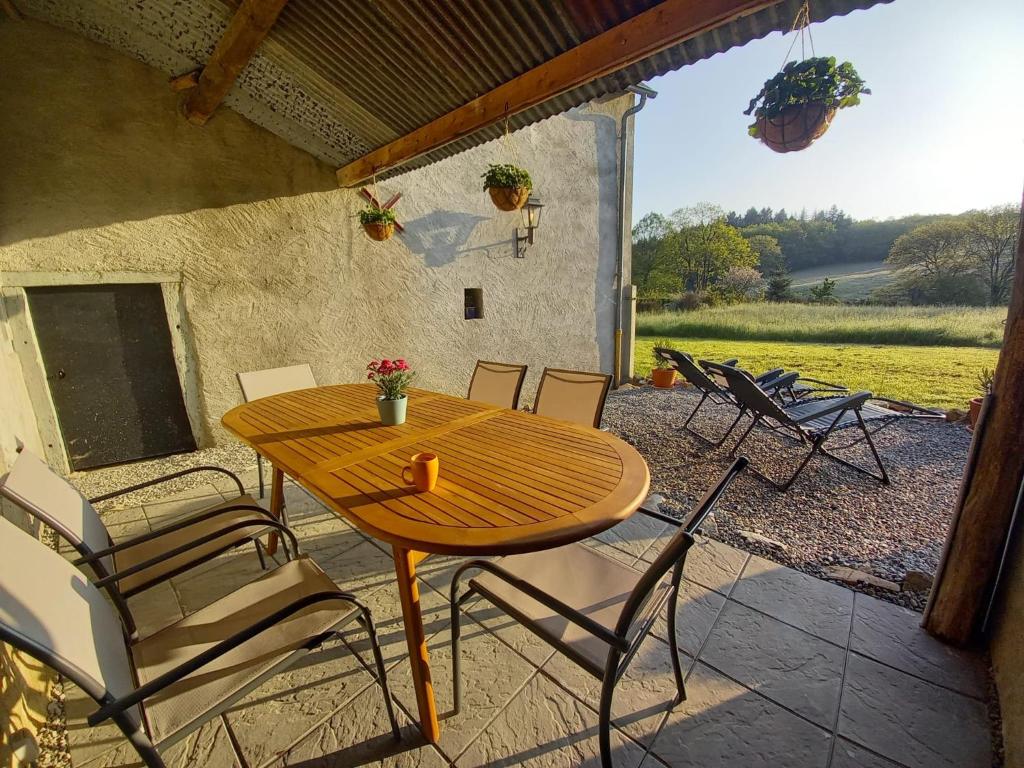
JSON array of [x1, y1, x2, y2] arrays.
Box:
[[367, 371, 375, 379]]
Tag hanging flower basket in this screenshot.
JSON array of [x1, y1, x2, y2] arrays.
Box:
[[359, 205, 397, 241], [745, 56, 869, 154], [482, 163, 532, 212], [756, 102, 836, 153]]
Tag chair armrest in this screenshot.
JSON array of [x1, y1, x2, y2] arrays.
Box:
[[89, 466, 244, 504], [90, 518, 300, 589], [791, 391, 872, 424], [88, 589, 360, 726], [721, 358, 739, 367], [74, 504, 278, 563], [754, 367, 785, 384], [450, 560, 629, 651], [760, 371, 800, 392]]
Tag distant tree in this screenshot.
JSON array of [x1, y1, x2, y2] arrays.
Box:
[[717, 266, 766, 303], [774, 208, 789, 223], [744, 234, 784, 275], [725, 210, 743, 228], [809, 277, 838, 304], [759, 207, 774, 224], [631, 212, 678, 297], [965, 204, 1019, 305], [670, 203, 757, 291], [887, 219, 973, 280], [765, 271, 794, 301], [742, 207, 761, 227]]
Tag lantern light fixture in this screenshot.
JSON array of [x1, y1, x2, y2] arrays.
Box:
[[514, 196, 544, 257]]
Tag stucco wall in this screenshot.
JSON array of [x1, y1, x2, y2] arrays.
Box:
[[0, 19, 630, 471], [991, 526, 1024, 768]]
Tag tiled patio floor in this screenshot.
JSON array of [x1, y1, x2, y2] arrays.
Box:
[[64, 475, 993, 768]]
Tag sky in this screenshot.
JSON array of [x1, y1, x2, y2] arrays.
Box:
[[631, 0, 1024, 222]]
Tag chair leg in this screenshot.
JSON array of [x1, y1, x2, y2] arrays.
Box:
[[711, 407, 746, 448], [777, 434, 825, 492], [858, 411, 890, 484], [682, 392, 709, 430], [256, 453, 265, 499], [450, 592, 464, 715], [361, 607, 401, 741], [253, 539, 268, 570], [598, 655, 621, 768], [728, 415, 761, 457], [666, 572, 687, 703]]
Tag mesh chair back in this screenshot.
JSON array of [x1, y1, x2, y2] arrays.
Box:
[[237, 364, 316, 402], [0, 516, 142, 730], [718, 364, 792, 424], [613, 458, 747, 639], [467, 360, 528, 410], [0, 450, 114, 577], [533, 368, 613, 428], [653, 348, 722, 396]]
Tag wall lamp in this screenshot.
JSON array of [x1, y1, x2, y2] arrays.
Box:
[[514, 196, 544, 257]]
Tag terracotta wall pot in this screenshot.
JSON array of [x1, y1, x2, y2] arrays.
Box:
[[363, 221, 395, 241], [651, 367, 676, 389], [969, 396, 984, 429], [757, 102, 836, 153], [488, 186, 530, 211]]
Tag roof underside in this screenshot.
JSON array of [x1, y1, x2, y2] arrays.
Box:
[[17, 0, 890, 179]]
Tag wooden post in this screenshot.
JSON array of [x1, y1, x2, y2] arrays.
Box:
[[925, 195, 1024, 645]]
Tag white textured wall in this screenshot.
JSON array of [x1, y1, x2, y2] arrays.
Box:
[[0, 20, 628, 467]]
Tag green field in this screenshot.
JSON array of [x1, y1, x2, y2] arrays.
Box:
[[790, 260, 895, 301], [636, 337, 998, 410], [637, 303, 1006, 348]]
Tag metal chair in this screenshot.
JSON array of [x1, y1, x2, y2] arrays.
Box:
[[237, 364, 317, 497], [0, 449, 288, 637], [699, 358, 847, 402], [532, 367, 613, 428], [654, 348, 797, 446], [0, 516, 399, 767], [716, 363, 942, 491], [467, 360, 528, 410], [449, 458, 748, 768]]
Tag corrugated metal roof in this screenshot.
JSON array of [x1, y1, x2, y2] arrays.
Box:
[[221, 0, 891, 178]]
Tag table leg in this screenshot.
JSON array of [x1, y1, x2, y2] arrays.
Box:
[[267, 466, 284, 556], [392, 545, 440, 743]]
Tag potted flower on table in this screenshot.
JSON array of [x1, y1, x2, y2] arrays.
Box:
[[368, 358, 414, 426]]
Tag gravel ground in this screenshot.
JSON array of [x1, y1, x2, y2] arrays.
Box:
[[603, 384, 971, 611]]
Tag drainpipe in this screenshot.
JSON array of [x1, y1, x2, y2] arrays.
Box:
[[614, 83, 656, 387]]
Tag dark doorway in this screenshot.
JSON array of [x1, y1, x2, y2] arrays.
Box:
[[26, 284, 197, 470]]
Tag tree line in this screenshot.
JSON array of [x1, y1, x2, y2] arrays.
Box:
[[632, 203, 1019, 307]]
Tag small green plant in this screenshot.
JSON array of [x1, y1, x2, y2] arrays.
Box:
[[809, 277, 838, 304], [744, 56, 869, 138], [976, 367, 995, 396], [359, 206, 397, 226], [653, 344, 673, 369], [481, 163, 532, 191]]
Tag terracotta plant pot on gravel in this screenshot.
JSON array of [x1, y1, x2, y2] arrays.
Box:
[[651, 367, 676, 389], [487, 185, 530, 212], [968, 396, 984, 430]]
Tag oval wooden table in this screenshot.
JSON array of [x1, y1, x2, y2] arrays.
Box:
[[222, 383, 650, 743]]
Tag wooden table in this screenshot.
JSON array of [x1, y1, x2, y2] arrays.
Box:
[[222, 383, 650, 742]]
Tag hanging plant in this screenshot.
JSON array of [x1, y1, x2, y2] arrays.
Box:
[[744, 56, 869, 153], [482, 163, 532, 212], [359, 205, 397, 241]]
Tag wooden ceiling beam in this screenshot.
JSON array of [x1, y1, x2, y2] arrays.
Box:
[[336, 0, 778, 187], [183, 0, 289, 126]]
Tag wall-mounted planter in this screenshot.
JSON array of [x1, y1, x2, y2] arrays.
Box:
[[362, 221, 395, 241], [488, 186, 530, 211], [755, 102, 836, 154]]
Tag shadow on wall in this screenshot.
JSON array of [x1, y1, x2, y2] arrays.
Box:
[[0, 19, 338, 247], [401, 210, 496, 268]]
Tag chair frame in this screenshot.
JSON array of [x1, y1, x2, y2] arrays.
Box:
[[532, 367, 613, 429], [0, 548, 400, 766], [654, 348, 798, 446], [0, 460, 287, 637], [448, 458, 748, 768], [716, 363, 941, 491], [466, 360, 529, 410]]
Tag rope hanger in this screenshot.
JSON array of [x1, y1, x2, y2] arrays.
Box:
[[779, 0, 817, 70]]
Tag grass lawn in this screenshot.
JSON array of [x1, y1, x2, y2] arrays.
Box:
[[637, 303, 1007, 348], [789, 260, 895, 301], [635, 337, 999, 410]]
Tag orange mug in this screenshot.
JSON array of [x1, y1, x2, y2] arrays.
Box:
[[402, 452, 439, 492]]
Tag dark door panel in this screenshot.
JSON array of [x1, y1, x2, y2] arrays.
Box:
[[26, 284, 197, 470]]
